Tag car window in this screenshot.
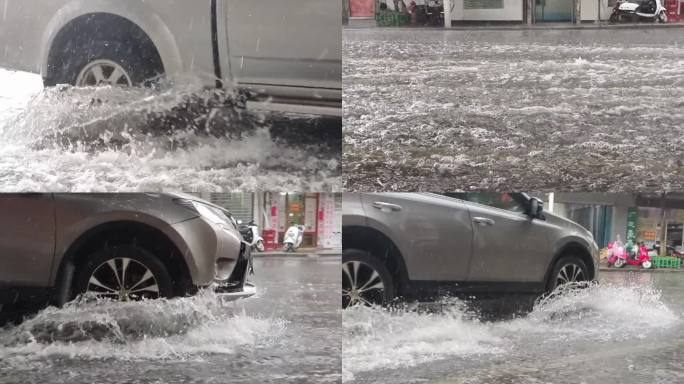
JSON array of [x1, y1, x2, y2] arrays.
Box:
[[443, 193, 526, 213]]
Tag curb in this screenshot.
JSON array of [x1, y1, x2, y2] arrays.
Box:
[[599, 267, 683, 273], [253, 253, 341, 258], [344, 23, 684, 32]]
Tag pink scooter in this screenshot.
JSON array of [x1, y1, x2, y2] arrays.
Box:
[[607, 240, 652, 269]]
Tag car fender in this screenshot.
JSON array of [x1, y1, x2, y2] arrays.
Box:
[[39, 0, 183, 80], [544, 236, 598, 284], [51, 210, 194, 286]]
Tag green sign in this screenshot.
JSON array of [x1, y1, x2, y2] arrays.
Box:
[[626, 207, 638, 243], [464, 0, 504, 9]]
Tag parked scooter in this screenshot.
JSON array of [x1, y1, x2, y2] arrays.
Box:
[[607, 238, 652, 268], [283, 224, 304, 252], [238, 220, 265, 252], [610, 0, 668, 23]]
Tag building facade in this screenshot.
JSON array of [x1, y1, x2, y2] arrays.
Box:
[[347, 0, 684, 24], [194, 192, 342, 250], [548, 193, 684, 255]]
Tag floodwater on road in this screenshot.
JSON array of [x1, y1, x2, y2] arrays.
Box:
[[0, 69, 341, 191], [342, 271, 684, 383], [0, 257, 342, 384], [343, 28, 684, 192]]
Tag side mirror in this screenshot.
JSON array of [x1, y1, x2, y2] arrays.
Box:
[[528, 197, 544, 219]]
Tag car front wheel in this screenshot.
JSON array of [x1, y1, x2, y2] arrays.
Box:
[[546, 256, 590, 292], [75, 245, 174, 301], [342, 249, 395, 309], [45, 38, 164, 88]]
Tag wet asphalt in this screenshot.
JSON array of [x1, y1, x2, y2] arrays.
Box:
[[343, 27, 684, 192]]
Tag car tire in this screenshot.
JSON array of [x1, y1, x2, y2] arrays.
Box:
[[75, 244, 174, 301], [45, 37, 164, 88], [342, 249, 395, 309], [546, 255, 590, 292]]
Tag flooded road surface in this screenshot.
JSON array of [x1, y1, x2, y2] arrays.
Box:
[[343, 28, 684, 192], [0, 69, 341, 191], [343, 271, 684, 383], [0, 257, 341, 384]]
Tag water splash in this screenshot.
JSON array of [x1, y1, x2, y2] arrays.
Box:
[[0, 70, 340, 191], [0, 290, 287, 362], [342, 283, 679, 379]]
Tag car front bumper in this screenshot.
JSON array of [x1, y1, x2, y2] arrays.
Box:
[[214, 242, 255, 301]]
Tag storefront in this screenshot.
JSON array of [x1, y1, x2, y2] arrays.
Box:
[[351, 0, 684, 25], [549, 193, 684, 256], [196, 192, 342, 250]]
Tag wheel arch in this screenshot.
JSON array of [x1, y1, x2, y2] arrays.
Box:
[[343, 225, 409, 296], [543, 239, 596, 287], [52, 220, 193, 305], [40, 1, 183, 83]]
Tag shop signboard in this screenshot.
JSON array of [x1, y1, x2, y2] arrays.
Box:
[[305, 196, 318, 232], [317, 194, 342, 249], [642, 231, 656, 241], [626, 207, 638, 243], [465, 0, 504, 9], [349, 0, 374, 17]]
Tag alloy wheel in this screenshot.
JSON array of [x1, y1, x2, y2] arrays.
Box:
[[342, 261, 385, 308], [86, 257, 160, 301], [76, 59, 132, 87], [555, 263, 586, 286]]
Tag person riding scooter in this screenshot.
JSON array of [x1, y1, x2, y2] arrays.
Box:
[[608, 237, 652, 268]]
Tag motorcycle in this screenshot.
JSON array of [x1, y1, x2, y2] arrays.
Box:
[[610, 0, 668, 23], [607, 239, 652, 269], [283, 224, 304, 252], [238, 220, 265, 252]]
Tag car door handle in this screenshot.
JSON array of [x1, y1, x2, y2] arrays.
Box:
[[473, 217, 495, 226], [372, 202, 403, 212]]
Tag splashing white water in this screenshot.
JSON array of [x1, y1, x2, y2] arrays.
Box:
[[0, 290, 287, 362], [342, 283, 679, 380], [0, 69, 340, 191]]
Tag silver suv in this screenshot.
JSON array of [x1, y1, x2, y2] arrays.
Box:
[[342, 193, 599, 308], [0, 193, 254, 310]]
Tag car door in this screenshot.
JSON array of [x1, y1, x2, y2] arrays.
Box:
[[361, 193, 474, 282], [221, 0, 342, 91], [0, 193, 56, 287], [462, 195, 550, 283]]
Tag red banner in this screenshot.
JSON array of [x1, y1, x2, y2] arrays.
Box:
[[350, 0, 375, 17]]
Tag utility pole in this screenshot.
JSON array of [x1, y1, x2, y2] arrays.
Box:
[[444, 0, 451, 28], [574, 0, 582, 24]]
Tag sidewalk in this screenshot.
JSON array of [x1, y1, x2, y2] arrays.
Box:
[[254, 248, 341, 258], [599, 261, 683, 273], [345, 21, 684, 31]]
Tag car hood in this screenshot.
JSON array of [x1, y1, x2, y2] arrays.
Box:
[[543, 211, 594, 240]]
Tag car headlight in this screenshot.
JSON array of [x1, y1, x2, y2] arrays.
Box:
[[174, 198, 236, 231]]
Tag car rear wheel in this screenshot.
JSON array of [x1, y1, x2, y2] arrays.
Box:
[[75, 245, 174, 301], [546, 256, 590, 292], [342, 249, 395, 309]]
